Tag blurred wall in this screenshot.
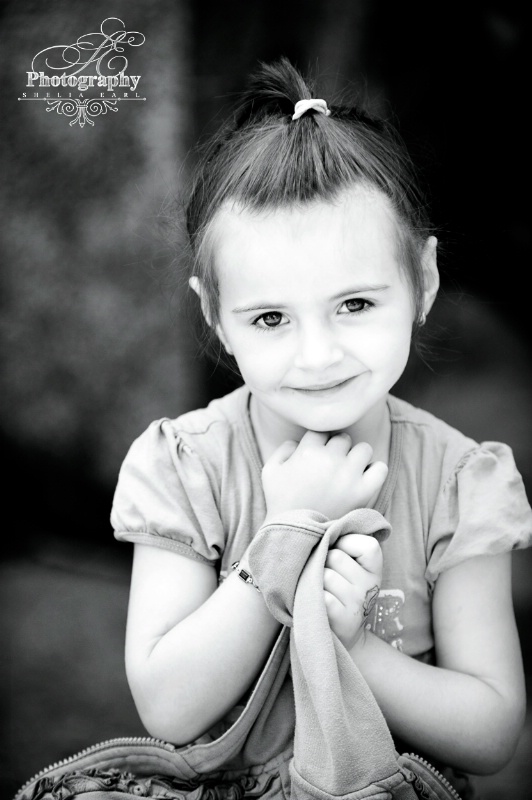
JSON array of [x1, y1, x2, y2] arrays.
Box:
[[0, 0, 204, 528]]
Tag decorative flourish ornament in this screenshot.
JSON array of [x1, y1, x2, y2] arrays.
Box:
[[45, 98, 118, 127], [18, 18, 146, 127]]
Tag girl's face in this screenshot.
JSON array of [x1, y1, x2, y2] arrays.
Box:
[[209, 187, 432, 444]]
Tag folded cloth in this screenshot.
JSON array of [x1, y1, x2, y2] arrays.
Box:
[[15, 508, 463, 800]]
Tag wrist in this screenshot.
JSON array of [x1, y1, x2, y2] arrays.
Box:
[[347, 625, 371, 660], [231, 560, 261, 592]]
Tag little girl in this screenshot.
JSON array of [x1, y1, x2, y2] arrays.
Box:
[[111, 59, 531, 799]]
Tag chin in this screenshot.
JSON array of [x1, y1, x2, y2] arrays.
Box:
[[289, 407, 359, 434]]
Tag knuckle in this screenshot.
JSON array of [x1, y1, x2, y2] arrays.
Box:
[[339, 532, 358, 548], [327, 602, 343, 624], [365, 536, 382, 555], [323, 567, 338, 589], [335, 432, 352, 445], [354, 440, 373, 458], [304, 431, 326, 445], [324, 591, 337, 612], [327, 548, 342, 567]]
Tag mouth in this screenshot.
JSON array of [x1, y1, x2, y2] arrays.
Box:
[[288, 376, 356, 395]]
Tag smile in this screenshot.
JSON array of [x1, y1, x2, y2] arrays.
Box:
[[288, 376, 356, 396]]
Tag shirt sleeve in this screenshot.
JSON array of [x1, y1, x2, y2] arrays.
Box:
[[425, 441, 532, 586], [110, 419, 226, 564]]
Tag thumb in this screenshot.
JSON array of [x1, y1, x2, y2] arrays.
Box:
[[265, 439, 299, 466]]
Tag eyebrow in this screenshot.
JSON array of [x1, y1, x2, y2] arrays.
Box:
[[231, 285, 390, 314]]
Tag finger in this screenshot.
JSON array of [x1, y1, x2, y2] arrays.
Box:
[[325, 547, 359, 582], [360, 460, 388, 497], [265, 439, 298, 466], [324, 590, 346, 622], [325, 432, 352, 454], [296, 430, 329, 450], [346, 441, 373, 471], [323, 567, 353, 608], [334, 534, 383, 574]]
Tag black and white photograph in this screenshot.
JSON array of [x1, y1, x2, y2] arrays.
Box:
[[1, 2, 530, 799]]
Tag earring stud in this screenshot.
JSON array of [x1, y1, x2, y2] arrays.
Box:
[[418, 311, 427, 327]]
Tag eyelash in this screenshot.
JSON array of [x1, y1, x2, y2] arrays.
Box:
[[251, 299, 374, 331], [340, 298, 373, 315]]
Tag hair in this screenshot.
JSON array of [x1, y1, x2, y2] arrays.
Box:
[[185, 57, 433, 360]]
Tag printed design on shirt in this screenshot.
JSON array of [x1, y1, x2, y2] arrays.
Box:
[[364, 589, 405, 651]]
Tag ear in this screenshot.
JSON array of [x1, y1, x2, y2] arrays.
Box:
[[188, 276, 233, 355], [189, 276, 212, 326], [421, 236, 439, 317]]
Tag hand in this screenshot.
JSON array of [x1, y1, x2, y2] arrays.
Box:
[[324, 533, 383, 651], [261, 431, 388, 520]]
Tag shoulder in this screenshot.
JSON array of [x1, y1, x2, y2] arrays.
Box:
[[110, 386, 254, 562], [135, 384, 253, 468], [388, 395, 532, 533], [389, 394, 478, 456], [169, 384, 250, 435], [388, 394, 482, 488], [389, 394, 528, 493], [389, 398, 532, 583], [169, 384, 250, 445]]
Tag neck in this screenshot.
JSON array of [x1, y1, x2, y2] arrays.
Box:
[[249, 393, 392, 467]]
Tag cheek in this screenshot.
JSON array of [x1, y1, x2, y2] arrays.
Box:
[[385, 326, 412, 375], [361, 312, 413, 371], [230, 335, 289, 389]]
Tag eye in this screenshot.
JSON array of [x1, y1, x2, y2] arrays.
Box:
[[339, 298, 373, 314], [252, 311, 287, 330]]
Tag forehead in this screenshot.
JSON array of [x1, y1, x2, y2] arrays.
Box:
[[210, 186, 404, 300]]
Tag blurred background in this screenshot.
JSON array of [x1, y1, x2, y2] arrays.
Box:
[[0, 1, 530, 797]]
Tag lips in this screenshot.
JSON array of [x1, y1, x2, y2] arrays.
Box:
[[290, 376, 355, 392]]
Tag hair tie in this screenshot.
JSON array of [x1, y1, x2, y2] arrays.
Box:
[[292, 98, 331, 121]]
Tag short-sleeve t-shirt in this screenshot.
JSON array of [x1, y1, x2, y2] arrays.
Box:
[[111, 387, 532, 662]]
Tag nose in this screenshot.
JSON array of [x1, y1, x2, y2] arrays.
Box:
[[293, 321, 344, 372]]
